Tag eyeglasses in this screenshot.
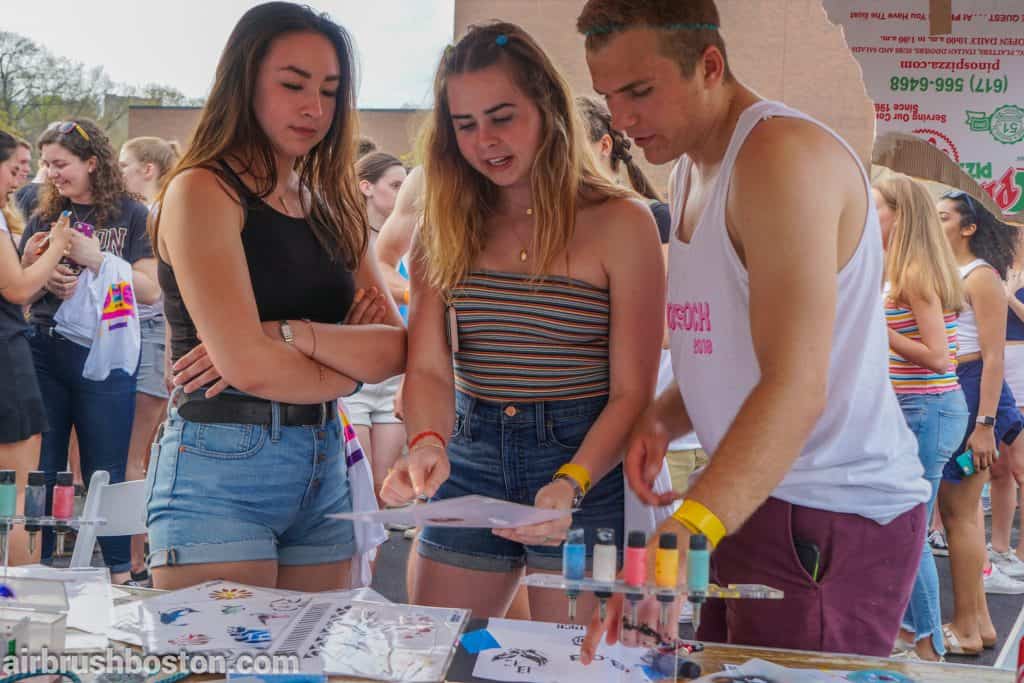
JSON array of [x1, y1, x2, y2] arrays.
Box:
[[56, 121, 90, 143], [942, 189, 978, 223]]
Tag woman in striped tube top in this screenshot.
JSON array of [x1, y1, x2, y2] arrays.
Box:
[[874, 173, 968, 661], [380, 22, 665, 622]]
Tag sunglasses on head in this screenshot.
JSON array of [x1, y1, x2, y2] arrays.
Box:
[[56, 121, 90, 143], [942, 189, 978, 223]]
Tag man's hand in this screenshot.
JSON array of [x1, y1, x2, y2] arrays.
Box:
[[624, 407, 680, 507]]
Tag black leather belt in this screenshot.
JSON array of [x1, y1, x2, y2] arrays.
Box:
[[177, 391, 333, 426]]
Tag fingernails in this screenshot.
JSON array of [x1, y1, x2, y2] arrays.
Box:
[[354, 289, 365, 302]]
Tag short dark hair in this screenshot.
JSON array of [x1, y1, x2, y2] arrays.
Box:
[[577, 0, 731, 80], [357, 137, 378, 158]]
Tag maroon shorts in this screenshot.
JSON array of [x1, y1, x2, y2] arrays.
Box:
[[695, 497, 925, 657]]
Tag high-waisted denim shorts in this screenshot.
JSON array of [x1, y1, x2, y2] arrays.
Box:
[[146, 390, 356, 568], [417, 392, 624, 572]]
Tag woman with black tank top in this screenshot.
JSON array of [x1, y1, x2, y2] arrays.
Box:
[[0, 130, 73, 566], [379, 24, 664, 623], [147, 2, 405, 591]]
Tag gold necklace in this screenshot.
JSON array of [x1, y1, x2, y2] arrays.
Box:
[[513, 207, 533, 262], [278, 193, 295, 216]]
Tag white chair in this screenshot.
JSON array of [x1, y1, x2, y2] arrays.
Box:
[[69, 470, 148, 570]]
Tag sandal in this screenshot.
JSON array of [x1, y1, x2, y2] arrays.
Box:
[[942, 624, 981, 656]]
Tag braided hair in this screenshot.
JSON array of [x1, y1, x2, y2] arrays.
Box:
[[576, 95, 662, 201]]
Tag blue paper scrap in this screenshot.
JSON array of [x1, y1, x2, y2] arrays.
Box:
[[461, 628, 501, 653]]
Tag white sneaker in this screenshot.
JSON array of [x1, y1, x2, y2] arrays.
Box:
[[984, 564, 1024, 594], [988, 544, 1024, 579]]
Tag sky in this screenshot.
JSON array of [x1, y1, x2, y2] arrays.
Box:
[[2, 0, 455, 108]]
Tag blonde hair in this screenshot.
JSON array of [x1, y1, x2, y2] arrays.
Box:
[[418, 21, 633, 291], [875, 174, 963, 312], [123, 136, 182, 184], [1, 205, 24, 238]]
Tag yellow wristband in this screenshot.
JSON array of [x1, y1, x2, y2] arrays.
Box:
[[553, 463, 591, 496], [672, 499, 727, 549]]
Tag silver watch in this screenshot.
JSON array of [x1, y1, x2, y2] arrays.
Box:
[[552, 473, 585, 508], [279, 320, 295, 345]]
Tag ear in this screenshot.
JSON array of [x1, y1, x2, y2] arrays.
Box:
[[698, 45, 727, 88], [143, 162, 157, 181], [87, 156, 98, 174], [598, 134, 613, 159], [961, 222, 979, 238], [358, 179, 373, 198]]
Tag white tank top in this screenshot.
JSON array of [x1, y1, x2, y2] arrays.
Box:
[[956, 259, 993, 357], [667, 100, 928, 524]]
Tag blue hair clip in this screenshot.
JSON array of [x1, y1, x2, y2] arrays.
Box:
[[495, 34, 509, 46]]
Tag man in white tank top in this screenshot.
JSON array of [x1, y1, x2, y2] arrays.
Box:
[[578, 0, 929, 660]]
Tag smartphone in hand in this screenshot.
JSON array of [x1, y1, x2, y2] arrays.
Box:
[[956, 449, 976, 477]]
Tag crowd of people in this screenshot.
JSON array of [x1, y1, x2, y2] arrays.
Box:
[[2, 0, 1023, 667]]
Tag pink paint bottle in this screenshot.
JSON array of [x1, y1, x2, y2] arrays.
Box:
[[623, 530, 647, 629], [53, 471, 75, 556]]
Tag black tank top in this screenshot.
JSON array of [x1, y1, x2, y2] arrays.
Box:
[[158, 161, 357, 363]]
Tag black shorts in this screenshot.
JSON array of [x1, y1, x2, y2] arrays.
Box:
[[0, 332, 48, 443]]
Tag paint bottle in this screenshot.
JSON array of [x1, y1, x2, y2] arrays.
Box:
[[563, 528, 586, 621], [687, 534, 710, 636], [0, 471, 15, 566], [623, 530, 646, 627], [53, 472, 75, 556], [23, 471, 46, 556], [592, 528, 617, 621], [655, 533, 679, 630]]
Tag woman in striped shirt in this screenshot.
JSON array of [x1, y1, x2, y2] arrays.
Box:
[[874, 173, 968, 661], [380, 22, 665, 623]]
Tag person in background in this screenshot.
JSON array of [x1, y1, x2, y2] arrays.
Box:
[[18, 119, 159, 582], [937, 189, 1022, 655], [357, 137, 378, 159], [0, 130, 73, 566], [13, 139, 32, 191], [346, 151, 407, 503], [874, 173, 968, 662], [118, 135, 181, 585], [986, 261, 1024, 581], [14, 127, 55, 218], [381, 21, 664, 621]]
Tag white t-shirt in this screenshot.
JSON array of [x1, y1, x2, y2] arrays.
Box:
[[656, 349, 702, 451]]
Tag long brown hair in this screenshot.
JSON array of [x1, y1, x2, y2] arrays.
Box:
[[153, 1, 366, 268], [36, 119, 130, 227], [875, 174, 962, 311], [418, 21, 633, 291]]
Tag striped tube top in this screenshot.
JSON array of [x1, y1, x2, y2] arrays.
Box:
[[885, 299, 959, 394], [449, 271, 610, 402]]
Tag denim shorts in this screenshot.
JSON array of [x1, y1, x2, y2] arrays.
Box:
[[136, 317, 169, 400], [942, 359, 1024, 482], [417, 392, 624, 572], [146, 391, 356, 567]]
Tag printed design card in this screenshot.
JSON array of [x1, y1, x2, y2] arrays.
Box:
[[138, 580, 309, 654]]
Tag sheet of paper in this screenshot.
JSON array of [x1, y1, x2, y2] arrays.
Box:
[[329, 495, 573, 529], [702, 659, 851, 682], [2, 566, 114, 637], [473, 618, 652, 683], [108, 600, 144, 646]]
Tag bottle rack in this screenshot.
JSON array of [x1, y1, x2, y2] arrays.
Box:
[[519, 573, 784, 600], [0, 516, 107, 529]]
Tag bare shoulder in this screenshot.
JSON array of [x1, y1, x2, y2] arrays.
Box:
[[585, 196, 657, 234], [163, 166, 243, 215], [735, 116, 855, 184]]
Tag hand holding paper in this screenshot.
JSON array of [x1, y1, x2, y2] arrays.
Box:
[[330, 494, 574, 530], [492, 479, 575, 546]]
